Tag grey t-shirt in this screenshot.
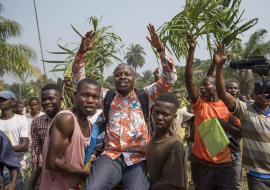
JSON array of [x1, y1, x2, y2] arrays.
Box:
[[234, 99, 270, 174]]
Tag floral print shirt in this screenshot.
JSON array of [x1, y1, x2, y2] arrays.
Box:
[[73, 52, 177, 166]]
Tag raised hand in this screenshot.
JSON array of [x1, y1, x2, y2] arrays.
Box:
[[153, 68, 160, 81], [187, 33, 196, 50], [146, 24, 165, 52], [78, 31, 96, 54], [213, 44, 228, 65]]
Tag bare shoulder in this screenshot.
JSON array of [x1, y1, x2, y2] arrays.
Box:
[[51, 112, 75, 137]]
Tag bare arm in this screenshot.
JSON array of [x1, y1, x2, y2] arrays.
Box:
[[72, 31, 96, 85], [214, 46, 236, 111], [206, 62, 216, 76], [12, 137, 29, 152], [218, 119, 241, 138], [185, 35, 199, 103], [5, 169, 17, 190], [45, 113, 88, 176]]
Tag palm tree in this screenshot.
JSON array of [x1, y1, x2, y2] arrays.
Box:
[[124, 44, 146, 76], [0, 3, 36, 77], [136, 70, 154, 89]]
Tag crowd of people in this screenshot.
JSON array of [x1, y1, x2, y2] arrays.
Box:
[[0, 24, 269, 190]]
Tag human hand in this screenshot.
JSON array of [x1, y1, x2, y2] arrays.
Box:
[[4, 183, 16, 190], [213, 44, 228, 65], [146, 24, 165, 52], [78, 31, 96, 53], [187, 33, 196, 50], [153, 68, 160, 81]]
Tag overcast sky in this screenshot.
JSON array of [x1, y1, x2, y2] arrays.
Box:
[[2, 0, 270, 83]]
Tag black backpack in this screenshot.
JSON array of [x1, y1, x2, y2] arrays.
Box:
[[103, 89, 150, 127]]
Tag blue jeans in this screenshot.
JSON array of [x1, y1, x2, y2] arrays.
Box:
[[3, 168, 23, 190], [247, 174, 270, 190], [86, 154, 149, 190]]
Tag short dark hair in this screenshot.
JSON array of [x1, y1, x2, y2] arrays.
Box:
[[15, 100, 24, 106], [28, 97, 40, 105], [155, 92, 180, 108], [113, 63, 135, 76], [77, 77, 100, 91], [225, 80, 239, 88], [41, 83, 62, 94]]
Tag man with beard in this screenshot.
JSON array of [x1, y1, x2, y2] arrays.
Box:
[[185, 36, 235, 190], [215, 46, 270, 190], [72, 24, 177, 190], [39, 78, 102, 190]]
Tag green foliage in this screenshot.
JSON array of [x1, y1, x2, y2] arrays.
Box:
[[45, 16, 123, 108], [46, 16, 123, 80], [0, 3, 37, 78], [135, 70, 154, 89], [158, 0, 257, 59]]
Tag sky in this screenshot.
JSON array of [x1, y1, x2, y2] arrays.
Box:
[[2, 0, 270, 84]]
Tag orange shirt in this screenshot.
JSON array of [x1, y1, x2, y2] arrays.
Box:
[[192, 97, 232, 164]]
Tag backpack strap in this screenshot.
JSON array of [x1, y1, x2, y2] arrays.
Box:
[[103, 89, 116, 122], [134, 89, 149, 124], [103, 89, 149, 123]]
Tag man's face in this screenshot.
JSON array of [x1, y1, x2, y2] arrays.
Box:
[[29, 100, 41, 115], [201, 77, 216, 100], [174, 93, 182, 108], [225, 82, 239, 98], [113, 64, 135, 96], [0, 97, 14, 110], [41, 89, 62, 117], [75, 83, 101, 117], [14, 103, 25, 115], [151, 100, 177, 134], [253, 93, 270, 109]]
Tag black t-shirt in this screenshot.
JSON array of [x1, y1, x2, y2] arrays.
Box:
[[146, 134, 187, 189]]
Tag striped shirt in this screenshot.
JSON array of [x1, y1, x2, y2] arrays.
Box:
[[234, 99, 270, 174]]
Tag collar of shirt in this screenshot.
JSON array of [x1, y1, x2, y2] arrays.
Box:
[[115, 89, 136, 100]]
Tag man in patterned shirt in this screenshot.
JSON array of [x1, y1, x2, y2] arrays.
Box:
[[30, 84, 62, 184], [72, 24, 177, 190]]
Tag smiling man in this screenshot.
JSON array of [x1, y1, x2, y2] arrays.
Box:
[[74, 24, 177, 190], [39, 78, 102, 190], [30, 84, 62, 175]]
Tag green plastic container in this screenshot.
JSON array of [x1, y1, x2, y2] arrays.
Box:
[[198, 118, 230, 157]]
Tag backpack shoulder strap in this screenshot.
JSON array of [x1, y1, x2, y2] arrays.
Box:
[[103, 89, 116, 121], [135, 89, 149, 124]]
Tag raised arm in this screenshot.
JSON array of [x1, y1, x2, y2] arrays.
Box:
[[144, 24, 177, 102], [72, 31, 96, 85], [214, 45, 236, 111], [206, 60, 216, 77], [185, 35, 199, 103], [45, 113, 88, 176]]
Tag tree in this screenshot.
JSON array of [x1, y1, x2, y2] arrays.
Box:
[[136, 69, 154, 89], [124, 44, 146, 76], [0, 3, 36, 78]]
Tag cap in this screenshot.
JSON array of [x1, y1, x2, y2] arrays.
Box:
[[0, 90, 17, 100]]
